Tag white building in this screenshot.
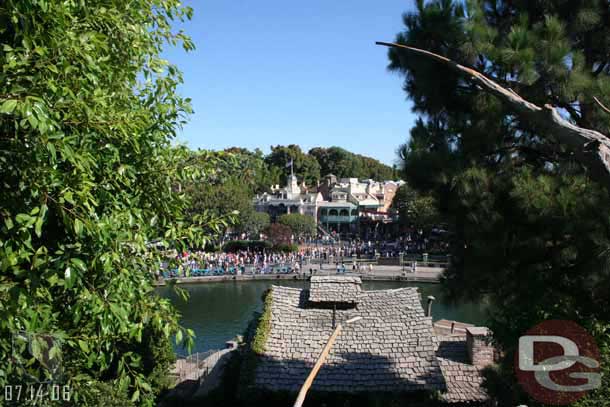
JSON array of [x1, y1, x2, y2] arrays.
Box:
[[254, 175, 324, 221], [254, 174, 404, 236]]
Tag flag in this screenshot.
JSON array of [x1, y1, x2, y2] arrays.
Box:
[[285, 159, 293, 168]]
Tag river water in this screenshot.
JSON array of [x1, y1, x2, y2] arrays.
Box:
[[157, 280, 487, 356]]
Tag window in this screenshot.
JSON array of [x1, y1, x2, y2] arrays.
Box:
[[329, 209, 338, 216]]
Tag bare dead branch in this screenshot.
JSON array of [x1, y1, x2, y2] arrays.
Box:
[[376, 41, 610, 190], [594, 96, 610, 115]]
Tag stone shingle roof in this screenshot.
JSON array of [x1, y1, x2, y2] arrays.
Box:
[[308, 276, 362, 305], [435, 335, 488, 403], [253, 278, 490, 403], [255, 284, 445, 393]]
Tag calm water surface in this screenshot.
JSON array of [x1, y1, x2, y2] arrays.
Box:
[[156, 280, 487, 356]]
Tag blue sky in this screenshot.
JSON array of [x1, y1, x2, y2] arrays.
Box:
[[164, 0, 417, 165]]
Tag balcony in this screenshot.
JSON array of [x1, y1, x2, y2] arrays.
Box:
[[319, 215, 358, 224]]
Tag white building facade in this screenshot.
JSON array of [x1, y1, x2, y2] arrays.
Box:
[[254, 174, 404, 236]]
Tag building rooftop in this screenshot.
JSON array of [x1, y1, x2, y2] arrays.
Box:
[[435, 335, 488, 403], [253, 277, 490, 403], [309, 276, 362, 305]]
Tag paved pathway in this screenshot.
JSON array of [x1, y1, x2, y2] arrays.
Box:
[[155, 265, 444, 286]]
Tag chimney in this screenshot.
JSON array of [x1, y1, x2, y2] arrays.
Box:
[[425, 296, 435, 317], [466, 327, 494, 369]]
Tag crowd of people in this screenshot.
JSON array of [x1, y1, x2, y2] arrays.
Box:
[[302, 232, 449, 260], [158, 233, 449, 279], [159, 249, 309, 278]]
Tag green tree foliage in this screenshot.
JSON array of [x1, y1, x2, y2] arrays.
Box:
[[308, 146, 395, 180], [184, 175, 251, 232], [222, 147, 281, 193], [277, 213, 317, 239], [238, 212, 271, 238], [0, 1, 224, 405], [222, 240, 272, 253], [389, 1, 610, 405], [391, 185, 440, 232], [183, 149, 277, 238], [265, 145, 321, 186]]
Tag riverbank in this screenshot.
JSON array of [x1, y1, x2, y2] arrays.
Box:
[[154, 265, 443, 286]]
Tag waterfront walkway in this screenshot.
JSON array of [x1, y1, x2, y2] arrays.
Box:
[[154, 265, 443, 286], [162, 342, 238, 404]]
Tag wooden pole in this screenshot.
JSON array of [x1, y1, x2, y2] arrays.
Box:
[[293, 324, 343, 407], [293, 317, 361, 407]]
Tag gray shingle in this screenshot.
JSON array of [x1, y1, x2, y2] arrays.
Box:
[[435, 335, 489, 402], [308, 276, 362, 305], [253, 277, 489, 403], [255, 282, 444, 393]]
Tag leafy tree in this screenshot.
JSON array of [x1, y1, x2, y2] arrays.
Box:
[[183, 149, 278, 239], [388, 1, 610, 405], [185, 177, 252, 229], [265, 145, 320, 186], [277, 213, 317, 240], [0, 1, 224, 405], [222, 147, 280, 193], [238, 211, 270, 239], [391, 185, 440, 232], [309, 146, 394, 180], [262, 223, 293, 247]]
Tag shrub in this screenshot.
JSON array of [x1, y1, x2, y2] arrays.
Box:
[[273, 243, 299, 253], [222, 240, 273, 252]]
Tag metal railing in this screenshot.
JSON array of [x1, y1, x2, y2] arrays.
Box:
[[174, 349, 222, 384]]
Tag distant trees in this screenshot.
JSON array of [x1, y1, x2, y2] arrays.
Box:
[[278, 213, 317, 239], [222, 147, 281, 193], [183, 150, 274, 238], [186, 178, 252, 222], [183, 145, 396, 243], [391, 185, 440, 232], [309, 146, 395, 180], [239, 211, 270, 238], [259, 145, 396, 188], [265, 145, 321, 186]]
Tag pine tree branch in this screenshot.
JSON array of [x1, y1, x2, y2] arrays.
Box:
[[377, 41, 610, 190]]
